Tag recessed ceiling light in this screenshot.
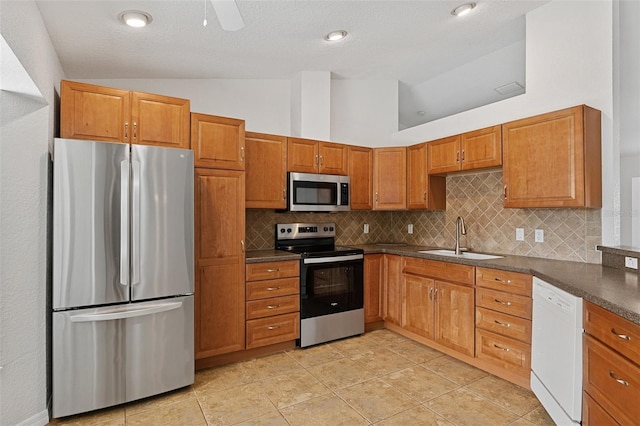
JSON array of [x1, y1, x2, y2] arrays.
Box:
[[451, 2, 477, 16], [118, 10, 153, 28], [324, 30, 348, 42]]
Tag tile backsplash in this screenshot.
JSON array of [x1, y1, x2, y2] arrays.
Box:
[[246, 170, 602, 263]]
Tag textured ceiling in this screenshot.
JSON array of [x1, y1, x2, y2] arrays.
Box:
[[36, 0, 549, 129]]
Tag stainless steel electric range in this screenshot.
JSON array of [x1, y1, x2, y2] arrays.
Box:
[[275, 223, 364, 347]]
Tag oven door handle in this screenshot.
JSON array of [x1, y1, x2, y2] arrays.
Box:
[[303, 254, 364, 264]]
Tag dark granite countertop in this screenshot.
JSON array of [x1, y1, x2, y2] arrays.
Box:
[[246, 245, 640, 326]]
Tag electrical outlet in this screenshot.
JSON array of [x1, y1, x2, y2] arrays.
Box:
[[515, 228, 525, 241], [408, 224, 414, 234], [535, 229, 544, 243], [363, 224, 369, 234], [625, 256, 638, 270]]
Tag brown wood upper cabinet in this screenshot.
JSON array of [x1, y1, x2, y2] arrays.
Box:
[[244, 132, 287, 209], [427, 125, 502, 175], [407, 143, 446, 210], [60, 80, 190, 149], [348, 145, 374, 210], [191, 113, 245, 170], [287, 137, 348, 175], [502, 105, 601, 208], [373, 147, 407, 210]]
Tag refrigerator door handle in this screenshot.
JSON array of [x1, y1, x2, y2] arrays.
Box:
[[131, 160, 141, 285], [120, 160, 130, 286], [69, 301, 183, 323]]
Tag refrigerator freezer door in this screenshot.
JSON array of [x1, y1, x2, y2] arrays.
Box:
[[53, 138, 130, 309], [52, 296, 195, 418], [131, 145, 194, 300]]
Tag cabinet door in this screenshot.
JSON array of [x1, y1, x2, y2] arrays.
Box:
[[287, 137, 319, 173], [502, 105, 601, 208], [60, 80, 130, 143], [407, 143, 446, 210], [402, 274, 435, 339], [364, 254, 383, 323], [191, 113, 245, 170], [195, 169, 246, 358], [427, 135, 460, 174], [460, 125, 502, 171], [348, 145, 373, 210], [318, 142, 348, 175], [383, 255, 403, 325], [435, 280, 475, 356], [373, 147, 407, 210], [582, 391, 619, 426], [245, 132, 287, 208], [131, 91, 190, 149]]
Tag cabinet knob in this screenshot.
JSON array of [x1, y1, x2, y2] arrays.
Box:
[[240, 146, 245, 162], [423, 191, 427, 201], [315, 155, 319, 166], [124, 122, 129, 140], [283, 189, 286, 200], [503, 185, 508, 200], [241, 240, 245, 252], [461, 149, 465, 161], [456, 151, 460, 163], [133, 122, 137, 141]]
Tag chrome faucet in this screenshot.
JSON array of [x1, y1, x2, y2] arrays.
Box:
[[454, 216, 467, 255]]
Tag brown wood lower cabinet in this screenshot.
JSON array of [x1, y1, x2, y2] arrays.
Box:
[[245, 260, 300, 350], [399, 257, 475, 357], [583, 301, 640, 425], [364, 254, 383, 325]]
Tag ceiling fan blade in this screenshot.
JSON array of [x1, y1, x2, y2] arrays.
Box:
[[210, 0, 244, 31]]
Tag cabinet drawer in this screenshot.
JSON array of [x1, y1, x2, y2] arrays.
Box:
[[476, 267, 532, 296], [246, 295, 300, 320], [476, 307, 531, 343], [476, 287, 531, 319], [403, 257, 474, 286], [246, 312, 300, 349], [583, 334, 640, 425], [246, 260, 299, 281], [246, 277, 299, 300], [476, 329, 531, 378], [584, 301, 640, 366], [582, 391, 619, 426]]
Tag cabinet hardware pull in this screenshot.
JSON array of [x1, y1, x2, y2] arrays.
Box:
[[611, 328, 631, 341], [503, 185, 508, 200], [461, 149, 465, 161], [283, 189, 286, 200], [433, 288, 438, 301], [494, 320, 511, 327], [124, 122, 129, 140], [375, 192, 378, 203], [494, 278, 512, 284], [267, 325, 281, 330], [494, 298, 512, 306], [609, 371, 629, 386], [493, 343, 510, 352], [240, 146, 245, 162], [456, 151, 460, 163], [133, 122, 137, 141], [266, 268, 280, 272], [266, 305, 280, 309], [315, 155, 319, 166], [241, 240, 245, 252], [423, 191, 427, 201], [429, 287, 433, 301], [320, 155, 324, 166], [266, 286, 281, 291]]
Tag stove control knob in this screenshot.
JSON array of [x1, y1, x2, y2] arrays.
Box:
[[280, 228, 285, 233], [330, 226, 334, 231], [287, 228, 292, 233], [324, 227, 328, 232]]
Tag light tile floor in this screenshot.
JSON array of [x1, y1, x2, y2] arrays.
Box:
[[49, 330, 555, 425]]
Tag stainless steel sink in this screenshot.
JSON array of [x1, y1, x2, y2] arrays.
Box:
[[417, 249, 504, 260]]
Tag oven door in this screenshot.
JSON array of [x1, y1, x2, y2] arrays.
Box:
[[300, 254, 363, 319]]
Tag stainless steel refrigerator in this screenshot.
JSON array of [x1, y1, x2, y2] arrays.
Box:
[[51, 138, 194, 418]]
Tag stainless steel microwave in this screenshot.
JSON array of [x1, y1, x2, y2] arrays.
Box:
[[287, 172, 350, 212]]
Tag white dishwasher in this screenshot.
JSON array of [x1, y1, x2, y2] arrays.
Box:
[[531, 277, 583, 425]]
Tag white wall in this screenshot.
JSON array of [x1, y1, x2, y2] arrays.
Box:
[[393, 0, 616, 246], [0, 1, 65, 425], [82, 78, 292, 135], [331, 79, 398, 147], [618, 0, 640, 247]]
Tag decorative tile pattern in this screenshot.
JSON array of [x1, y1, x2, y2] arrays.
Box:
[[50, 330, 555, 426], [246, 170, 602, 263]]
